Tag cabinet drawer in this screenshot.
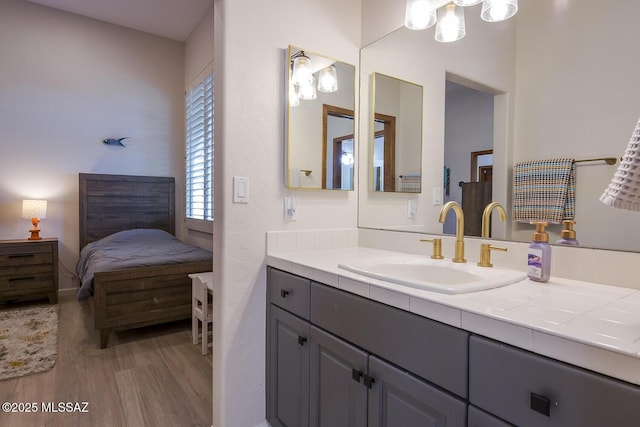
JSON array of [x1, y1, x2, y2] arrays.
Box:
[[468, 405, 512, 427], [0, 272, 53, 293], [469, 335, 640, 426], [268, 267, 310, 320], [311, 282, 469, 398], [0, 250, 52, 267]]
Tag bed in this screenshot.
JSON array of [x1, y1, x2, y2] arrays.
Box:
[[77, 173, 213, 348]]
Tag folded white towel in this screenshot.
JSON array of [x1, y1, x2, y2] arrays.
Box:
[[600, 117, 640, 212]]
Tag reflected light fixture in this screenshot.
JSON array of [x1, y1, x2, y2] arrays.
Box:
[[289, 80, 300, 107], [481, 0, 518, 22], [341, 152, 355, 166], [435, 3, 465, 43], [22, 199, 47, 240], [404, 0, 436, 30], [291, 51, 312, 86], [298, 75, 317, 100], [317, 65, 338, 93], [405, 0, 518, 42]]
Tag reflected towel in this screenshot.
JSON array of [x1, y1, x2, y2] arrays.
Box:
[[600, 117, 640, 212], [512, 158, 576, 223], [399, 174, 421, 193]]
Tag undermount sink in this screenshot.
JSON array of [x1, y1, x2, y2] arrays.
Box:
[[338, 258, 526, 294]]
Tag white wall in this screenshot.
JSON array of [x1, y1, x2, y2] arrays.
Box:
[[212, 0, 361, 425], [0, 0, 185, 290]]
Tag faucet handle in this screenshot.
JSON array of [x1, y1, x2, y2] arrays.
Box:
[[477, 243, 507, 267], [420, 238, 444, 260]]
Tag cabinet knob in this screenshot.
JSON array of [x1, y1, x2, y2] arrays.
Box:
[[530, 392, 551, 417], [280, 289, 290, 298], [352, 369, 363, 383], [363, 374, 375, 389], [297, 336, 307, 346]]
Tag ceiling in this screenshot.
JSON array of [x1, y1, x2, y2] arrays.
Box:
[[27, 0, 213, 41]]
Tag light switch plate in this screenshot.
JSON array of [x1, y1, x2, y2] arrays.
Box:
[[284, 196, 297, 221], [233, 176, 249, 204], [432, 186, 442, 205]]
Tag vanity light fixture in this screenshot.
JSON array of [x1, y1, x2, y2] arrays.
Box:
[[291, 51, 312, 86], [288, 80, 300, 107], [405, 0, 518, 42], [341, 152, 355, 166], [435, 3, 466, 43], [317, 65, 338, 93], [298, 75, 317, 100]]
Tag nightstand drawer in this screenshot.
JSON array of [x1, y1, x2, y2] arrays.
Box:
[[0, 250, 53, 267], [0, 273, 54, 293]]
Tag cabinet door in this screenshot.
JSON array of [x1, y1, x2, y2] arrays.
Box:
[[309, 326, 367, 427], [269, 305, 311, 427], [368, 356, 466, 427]]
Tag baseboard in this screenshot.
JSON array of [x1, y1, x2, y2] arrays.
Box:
[[58, 287, 78, 297]]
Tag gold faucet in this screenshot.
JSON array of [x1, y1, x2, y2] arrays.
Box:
[[438, 201, 466, 263], [481, 202, 506, 238]]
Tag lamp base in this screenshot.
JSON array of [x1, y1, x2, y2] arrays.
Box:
[[28, 218, 42, 240]]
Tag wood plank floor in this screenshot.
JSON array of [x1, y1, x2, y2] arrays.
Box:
[[0, 295, 212, 427]]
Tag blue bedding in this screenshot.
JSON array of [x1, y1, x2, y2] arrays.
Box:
[[76, 229, 212, 299]]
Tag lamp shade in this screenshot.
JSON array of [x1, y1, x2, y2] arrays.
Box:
[[317, 65, 338, 93], [298, 76, 317, 100], [404, 0, 436, 30], [435, 3, 466, 43], [292, 52, 313, 86], [600, 117, 640, 212], [481, 0, 518, 22], [453, 0, 482, 6], [22, 200, 47, 219]]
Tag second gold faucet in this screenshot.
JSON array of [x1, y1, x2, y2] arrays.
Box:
[[438, 201, 466, 263]]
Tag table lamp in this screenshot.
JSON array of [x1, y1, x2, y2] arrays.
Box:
[[22, 199, 47, 240]]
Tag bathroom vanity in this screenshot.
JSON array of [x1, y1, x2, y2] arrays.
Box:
[[266, 242, 640, 426]]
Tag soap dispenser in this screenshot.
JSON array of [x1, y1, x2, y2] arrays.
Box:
[[556, 220, 579, 246], [528, 222, 551, 283]]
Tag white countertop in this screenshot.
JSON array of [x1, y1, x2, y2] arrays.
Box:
[[267, 246, 640, 386]]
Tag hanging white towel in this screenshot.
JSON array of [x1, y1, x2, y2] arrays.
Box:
[[600, 117, 640, 212]]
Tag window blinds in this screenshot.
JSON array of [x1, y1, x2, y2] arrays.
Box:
[[185, 73, 214, 221]]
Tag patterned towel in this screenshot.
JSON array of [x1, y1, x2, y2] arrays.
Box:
[[512, 158, 576, 223], [399, 174, 421, 193]]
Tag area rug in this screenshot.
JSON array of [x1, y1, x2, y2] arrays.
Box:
[[0, 305, 58, 381]]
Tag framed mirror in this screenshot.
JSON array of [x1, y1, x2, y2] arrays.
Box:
[[371, 72, 423, 193], [286, 45, 356, 190], [358, 0, 640, 252]]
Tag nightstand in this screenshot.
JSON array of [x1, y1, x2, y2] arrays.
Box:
[[0, 238, 58, 304]]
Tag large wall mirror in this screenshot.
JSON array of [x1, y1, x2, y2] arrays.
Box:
[[286, 46, 356, 190], [359, 0, 640, 251], [371, 72, 423, 193]]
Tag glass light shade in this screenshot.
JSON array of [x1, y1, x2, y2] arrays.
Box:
[[341, 152, 354, 166], [289, 80, 300, 107], [317, 65, 338, 93], [292, 53, 312, 86], [481, 0, 518, 22], [435, 3, 466, 43], [453, 0, 482, 6], [298, 76, 317, 100], [404, 0, 436, 30], [22, 199, 47, 219]]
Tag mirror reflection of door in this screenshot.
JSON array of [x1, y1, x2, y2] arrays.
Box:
[[323, 104, 355, 190], [372, 113, 396, 191], [443, 79, 496, 236]]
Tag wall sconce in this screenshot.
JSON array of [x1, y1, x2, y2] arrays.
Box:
[[22, 199, 47, 240], [600, 117, 640, 212], [405, 0, 518, 42], [291, 51, 312, 86]]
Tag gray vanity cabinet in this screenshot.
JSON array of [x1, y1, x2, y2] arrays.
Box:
[[269, 305, 310, 427], [469, 335, 640, 426]]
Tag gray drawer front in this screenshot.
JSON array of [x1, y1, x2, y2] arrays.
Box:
[[469, 335, 640, 426], [468, 405, 512, 427], [310, 282, 469, 398], [269, 267, 310, 320]]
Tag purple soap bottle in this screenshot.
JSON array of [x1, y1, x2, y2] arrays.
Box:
[[528, 222, 551, 283]]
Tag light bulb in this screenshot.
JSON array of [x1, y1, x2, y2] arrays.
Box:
[[404, 0, 436, 30], [292, 53, 312, 86]]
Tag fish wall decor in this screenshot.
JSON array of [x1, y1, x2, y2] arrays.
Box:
[[103, 137, 129, 147]]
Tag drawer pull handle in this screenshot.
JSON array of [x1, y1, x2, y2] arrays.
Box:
[[530, 392, 551, 417], [9, 276, 35, 282], [363, 374, 375, 389], [352, 369, 363, 383], [8, 254, 35, 259], [297, 336, 307, 346], [280, 289, 290, 298]]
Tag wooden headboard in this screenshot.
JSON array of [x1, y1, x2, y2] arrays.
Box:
[[79, 173, 175, 249]]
